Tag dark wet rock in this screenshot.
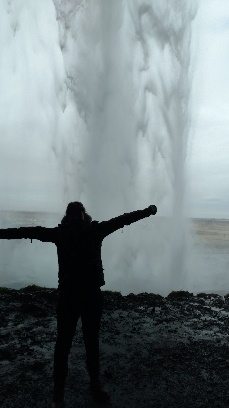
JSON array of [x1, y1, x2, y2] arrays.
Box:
[[196, 292, 212, 299], [20, 302, 49, 317], [0, 287, 17, 294], [0, 345, 17, 361], [103, 290, 124, 310], [125, 292, 163, 306], [167, 290, 193, 301], [0, 311, 8, 328], [224, 294, 229, 305], [1, 285, 229, 408], [197, 293, 225, 308], [19, 284, 46, 293], [210, 297, 225, 308]]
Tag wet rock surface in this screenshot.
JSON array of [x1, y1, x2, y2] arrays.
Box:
[[1, 286, 229, 407]]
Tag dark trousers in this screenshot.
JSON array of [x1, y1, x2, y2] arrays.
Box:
[[53, 288, 103, 402]]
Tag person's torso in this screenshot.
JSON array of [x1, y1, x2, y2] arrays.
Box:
[[56, 221, 105, 290]]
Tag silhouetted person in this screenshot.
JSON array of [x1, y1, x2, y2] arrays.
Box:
[[0, 202, 157, 407]]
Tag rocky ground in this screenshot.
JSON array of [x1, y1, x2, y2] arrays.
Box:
[[1, 286, 229, 408]]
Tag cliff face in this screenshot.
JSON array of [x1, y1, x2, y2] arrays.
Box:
[[1, 286, 229, 407]]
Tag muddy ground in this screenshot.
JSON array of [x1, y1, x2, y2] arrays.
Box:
[[1, 286, 229, 408]]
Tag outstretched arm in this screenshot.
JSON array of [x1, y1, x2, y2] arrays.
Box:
[[0, 226, 58, 243], [98, 205, 157, 239]]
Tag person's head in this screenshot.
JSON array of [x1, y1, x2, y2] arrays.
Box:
[[61, 201, 92, 225]]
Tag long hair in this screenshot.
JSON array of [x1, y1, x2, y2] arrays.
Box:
[[61, 202, 92, 225]]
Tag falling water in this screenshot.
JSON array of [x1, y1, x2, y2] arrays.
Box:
[[0, 0, 196, 294]]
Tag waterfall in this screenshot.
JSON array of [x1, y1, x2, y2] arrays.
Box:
[[0, 0, 196, 294], [54, 0, 197, 294]]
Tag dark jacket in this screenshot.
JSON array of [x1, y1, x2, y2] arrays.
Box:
[[0, 208, 153, 292]]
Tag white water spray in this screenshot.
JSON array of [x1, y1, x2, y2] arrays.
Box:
[[0, 0, 196, 294]]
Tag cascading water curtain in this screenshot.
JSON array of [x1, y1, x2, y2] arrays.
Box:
[[54, 0, 197, 294], [0, 0, 196, 293]]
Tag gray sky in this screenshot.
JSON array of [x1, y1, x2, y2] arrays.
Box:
[[188, 0, 229, 218]]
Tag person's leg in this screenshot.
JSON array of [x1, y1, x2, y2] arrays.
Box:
[[81, 289, 110, 403], [81, 289, 103, 382], [53, 296, 80, 404]]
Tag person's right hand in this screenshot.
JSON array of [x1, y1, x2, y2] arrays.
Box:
[[148, 205, 157, 215]]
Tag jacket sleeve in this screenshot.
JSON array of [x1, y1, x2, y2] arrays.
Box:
[[98, 207, 153, 239], [0, 226, 58, 243]]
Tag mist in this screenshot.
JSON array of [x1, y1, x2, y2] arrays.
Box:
[[0, 1, 201, 295]]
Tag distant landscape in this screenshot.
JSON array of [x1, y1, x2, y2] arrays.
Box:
[[1, 210, 229, 229], [191, 218, 229, 248]]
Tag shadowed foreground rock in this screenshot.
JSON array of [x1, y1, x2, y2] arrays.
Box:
[[1, 285, 229, 407]]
